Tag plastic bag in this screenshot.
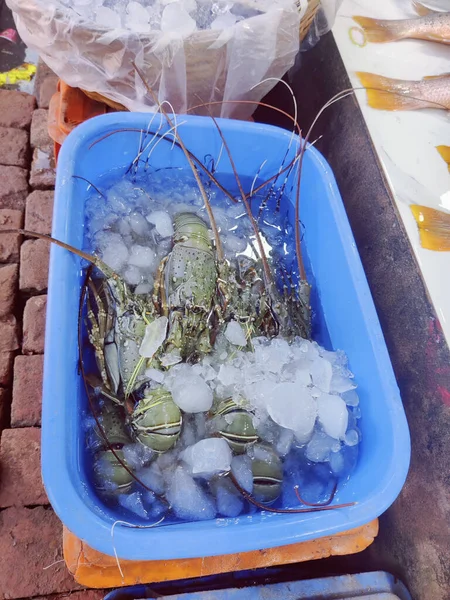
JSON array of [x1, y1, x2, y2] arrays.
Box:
[[301, 0, 344, 51], [7, 0, 341, 118]]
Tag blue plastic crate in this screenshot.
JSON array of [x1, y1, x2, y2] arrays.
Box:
[[41, 113, 410, 561], [103, 571, 413, 600]]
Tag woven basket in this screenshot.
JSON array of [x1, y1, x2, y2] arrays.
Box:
[[299, 0, 320, 41], [83, 0, 320, 112]]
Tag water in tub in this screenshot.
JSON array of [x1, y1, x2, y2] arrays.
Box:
[[82, 167, 361, 524]]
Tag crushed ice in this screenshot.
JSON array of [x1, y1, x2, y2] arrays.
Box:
[[83, 172, 362, 524], [61, 0, 263, 35]]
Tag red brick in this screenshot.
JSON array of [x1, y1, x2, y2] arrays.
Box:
[[0, 315, 18, 354], [0, 264, 18, 317], [0, 506, 82, 598], [39, 75, 59, 109], [34, 592, 107, 600], [25, 189, 54, 235], [19, 238, 49, 292], [0, 209, 23, 262], [0, 388, 8, 429], [12, 355, 43, 427], [23, 295, 47, 354], [0, 127, 29, 168], [0, 352, 14, 386], [0, 428, 47, 507], [34, 59, 57, 106], [0, 89, 36, 129], [0, 165, 28, 210], [29, 147, 56, 189], [30, 108, 53, 153]]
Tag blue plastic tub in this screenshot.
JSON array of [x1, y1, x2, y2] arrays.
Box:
[[42, 112, 410, 561]]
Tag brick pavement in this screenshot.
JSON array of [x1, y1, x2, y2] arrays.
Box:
[[0, 81, 107, 599]]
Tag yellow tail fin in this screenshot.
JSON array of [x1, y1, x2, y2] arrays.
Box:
[[356, 72, 428, 111], [412, 0, 436, 16], [411, 205, 450, 251], [352, 16, 402, 43], [436, 146, 450, 171]]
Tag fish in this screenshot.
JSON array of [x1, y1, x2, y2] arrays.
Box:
[[356, 72, 450, 110], [352, 10, 450, 45], [411, 205, 450, 250], [413, 0, 450, 16], [437, 145, 450, 171]]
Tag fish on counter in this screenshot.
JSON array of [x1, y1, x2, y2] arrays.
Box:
[[352, 2, 450, 45], [411, 205, 450, 250], [413, 0, 450, 16], [437, 145, 450, 171], [356, 72, 450, 110]]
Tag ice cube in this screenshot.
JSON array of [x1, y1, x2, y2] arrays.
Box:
[[194, 412, 207, 440], [135, 282, 152, 295], [267, 382, 317, 444], [224, 234, 246, 254], [218, 363, 242, 387], [101, 237, 129, 272], [126, 1, 150, 25], [128, 245, 157, 270], [171, 375, 213, 412], [145, 368, 165, 384], [166, 466, 216, 521], [344, 429, 359, 447], [275, 427, 294, 457], [342, 389, 359, 407], [329, 449, 345, 475], [310, 356, 333, 393], [147, 210, 174, 238], [181, 438, 232, 477], [282, 358, 311, 385], [215, 478, 244, 517], [224, 320, 247, 347], [139, 316, 168, 358], [135, 462, 165, 495], [124, 265, 142, 286], [180, 0, 197, 13], [95, 6, 122, 28], [317, 394, 348, 440], [122, 443, 154, 470], [118, 218, 132, 237], [119, 491, 148, 518], [230, 455, 253, 493], [161, 4, 196, 35], [330, 372, 356, 394], [254, 338, 290, 374], [129, 211, 149, 236], [305, 430, 338, 463], [179, 416, 197, 449], [210, 10, 237, 29]]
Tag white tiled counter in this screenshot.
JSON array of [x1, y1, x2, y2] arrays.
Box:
[[332, 0, 450, 344]]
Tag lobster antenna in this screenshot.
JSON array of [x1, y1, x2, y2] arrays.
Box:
[[2, 229, 117, 278], [91, 127, 240, 205], [132, 61, 224, 262], [200, 104, 275, 291], [229, 472, 356, 513]]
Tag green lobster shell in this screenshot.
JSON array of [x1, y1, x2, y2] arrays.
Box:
[[251, 444, 283, 505], [92, 402, 134, 494], [131, 386, 182, 452], [165, 213, 217, 310], [94, 448, 134, 494], [215, 398, 258, 454]]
